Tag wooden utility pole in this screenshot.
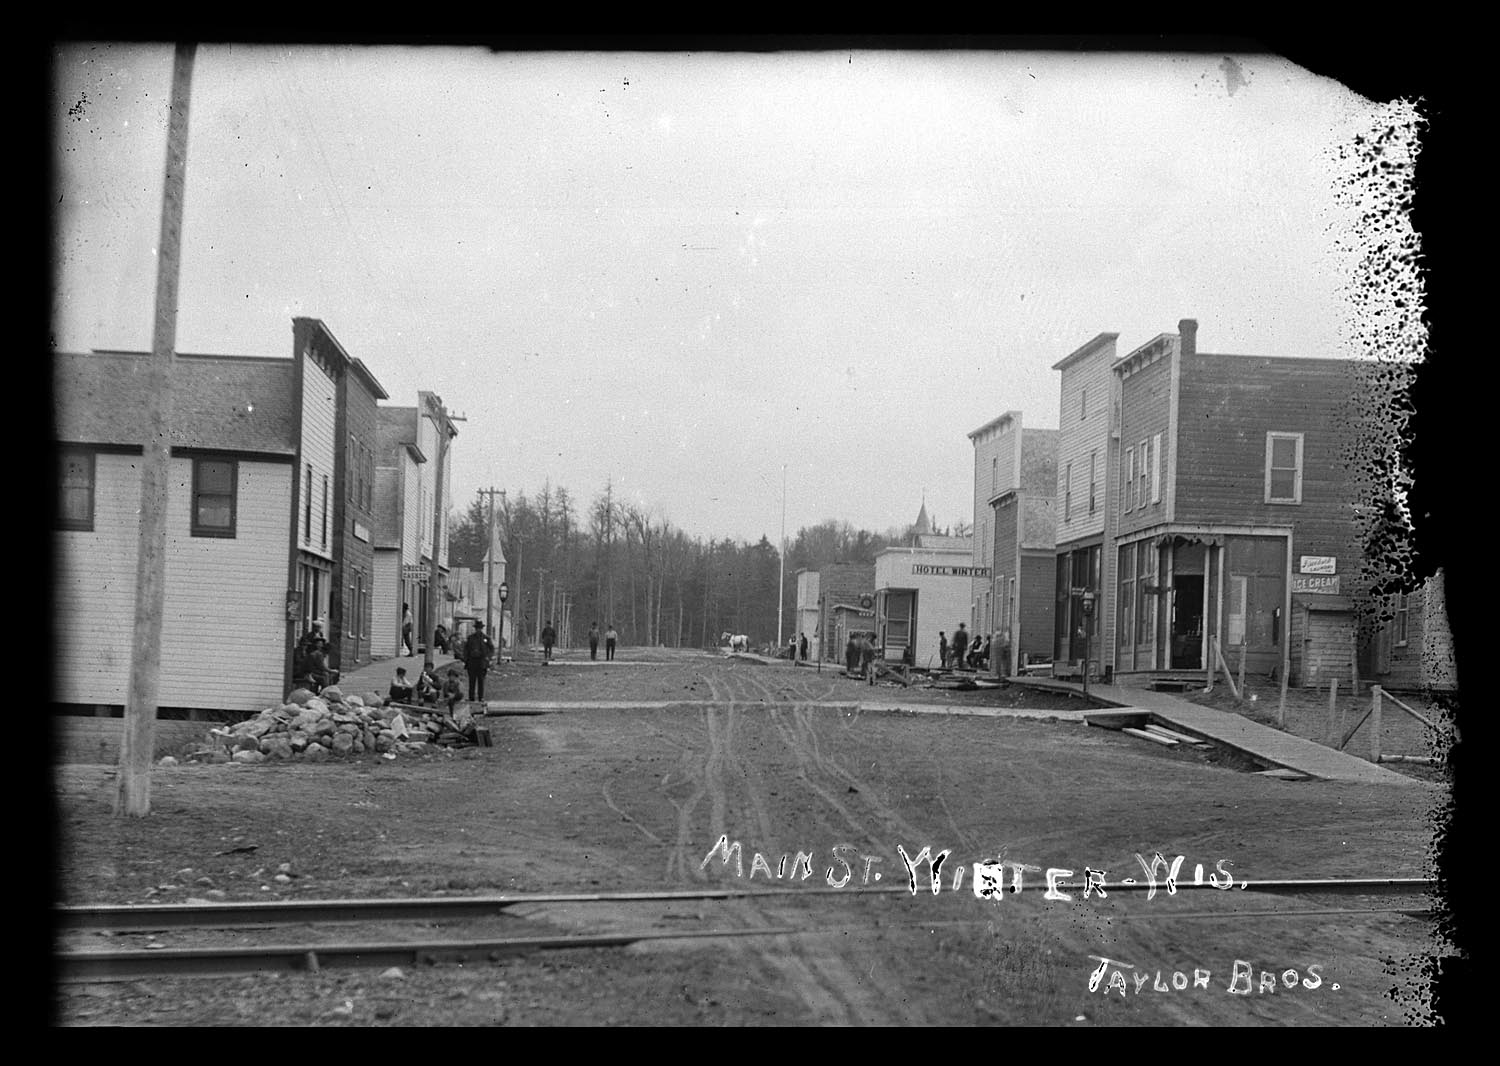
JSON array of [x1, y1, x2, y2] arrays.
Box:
[[477, 487, 504, 637], [115, 42, 196, 818], [423, 396, 464, 665]]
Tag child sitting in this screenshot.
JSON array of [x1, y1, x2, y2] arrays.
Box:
[[442, 667, 464, 712], [388, 666, 415, 704], [416, 662, 440, 705]]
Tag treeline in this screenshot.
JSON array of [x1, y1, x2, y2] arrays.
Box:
[[448, 482, 938, 650]]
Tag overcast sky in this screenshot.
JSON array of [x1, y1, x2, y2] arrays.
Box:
[[51, 44, 1398, 544]]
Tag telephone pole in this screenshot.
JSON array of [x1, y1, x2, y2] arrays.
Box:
[[477, 487, 504, 638], [116, 41, 195, 818], [423, 395, 464, 666]]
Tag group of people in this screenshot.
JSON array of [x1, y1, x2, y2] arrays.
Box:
[[785, 632, 810, 662], [293, 622, 338, 693], [938, 624, 992, 670], [586, 622, 619, 661], [387, 661, 466, 711]]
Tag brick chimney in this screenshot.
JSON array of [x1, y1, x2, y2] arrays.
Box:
[[1178, 318, 1198, 358]]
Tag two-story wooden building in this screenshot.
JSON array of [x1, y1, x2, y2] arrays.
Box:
[[289, 318, 389, 675], [970, 411, 1058, 675], [1050, 333, 1119, 678], [1109, 319, 1440, 688], [372, 392, 457, 658]]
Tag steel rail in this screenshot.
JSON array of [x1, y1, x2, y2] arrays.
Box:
[[57, 926, 800, 982], [56, 878, 1436, 934], [57, 904, 1434, 982]]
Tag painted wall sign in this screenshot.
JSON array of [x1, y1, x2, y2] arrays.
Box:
[[353, 521, 371, 543], [1298, 555, 1337, 575], [1292, 574, 1340, 594], [912, 565, 992, 578], [402, 565, 430, 583]]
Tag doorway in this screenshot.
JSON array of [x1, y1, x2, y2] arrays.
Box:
[[1171, 575, 1204, 670]]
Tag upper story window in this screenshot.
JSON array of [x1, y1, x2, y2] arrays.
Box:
[[1137, 439, 1150, 507], [1064, 461, 1072, 522], [321, 474, 329, 548], [1394, 592, 1410, 646], [304, 464, 314, 540], [192, 457, 237, 537], [991, 456, 998, 495], [59, 447, 95, 531], [1081, 386, 1088, 420], [1265, 432, 1304, 504], [1088, 450, 1097, 515]]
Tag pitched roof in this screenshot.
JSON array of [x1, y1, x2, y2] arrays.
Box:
[[53, 351, 298, 454]]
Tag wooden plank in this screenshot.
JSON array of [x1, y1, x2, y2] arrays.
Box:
[[1122, 726, 1178, 746], [1144, 724, 1208, 746]]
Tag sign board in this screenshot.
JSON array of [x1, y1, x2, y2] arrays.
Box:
[[912, 565, 992, 578], [353, 521, 371, 544], [1299, 555, 1337, 575], [402, 565, 430, 583], [1292, 573, 1340, 594]]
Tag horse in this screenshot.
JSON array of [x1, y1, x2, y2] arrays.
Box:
[[720, 631, 749, 654]]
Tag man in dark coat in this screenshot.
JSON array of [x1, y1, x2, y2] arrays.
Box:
[[464, 622, 495, 702], [541, 620, 557, 662], [952, 623, 970, 670], [588, 622, 600, 661]]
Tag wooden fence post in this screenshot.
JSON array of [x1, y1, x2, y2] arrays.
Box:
[[1206, 636, 1215, 693], [1326, 676, 1340, 747], [1277, 663, 1289, 727], [1370, 685, 1383, 763], [1237, 640, 1247, 700]]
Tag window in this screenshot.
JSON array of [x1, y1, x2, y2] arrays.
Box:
[[1064, 462, 1072, 522], [321, 474, 329, 548], [304, 464, 314, 540], [59, 447, 95, 531], [1088, 450, 1097, 515], [1124, 448, 1136, 511], [1151, 433, 1163, 503], [192, 457, 237, 537], [1265, 432, 1304, 504], [1081, 387, 1088, 420], [991, 456, 998, 495], [1394, 592, 1409, 646], [1138, 440, 1149, 508]]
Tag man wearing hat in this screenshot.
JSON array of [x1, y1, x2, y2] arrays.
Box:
[[463, 621, 496, 703]]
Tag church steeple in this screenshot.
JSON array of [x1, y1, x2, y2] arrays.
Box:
[[913, 495, 931, 540]]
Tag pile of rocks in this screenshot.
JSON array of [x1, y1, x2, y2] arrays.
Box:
[[192, 685, 483, 764]]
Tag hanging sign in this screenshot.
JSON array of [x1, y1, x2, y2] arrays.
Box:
[[1299, 555, 1337, 575]]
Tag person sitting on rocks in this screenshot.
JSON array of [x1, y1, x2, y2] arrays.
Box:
[[442, 667, 464, 712], [416, 661, 440, 705], [388, 666, 415, 704]]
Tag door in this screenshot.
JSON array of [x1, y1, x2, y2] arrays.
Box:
[[1171, 575, 1204, 670]]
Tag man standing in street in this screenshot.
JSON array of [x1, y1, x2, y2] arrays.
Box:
[[464, 621, 495, 703], [952, 623, 970, 671], [605, 624, 618, 661], [541, 620, 557, 663], [588, 622, 600, 661]]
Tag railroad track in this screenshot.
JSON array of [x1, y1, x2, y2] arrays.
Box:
[[56, 877, 1437, 982]]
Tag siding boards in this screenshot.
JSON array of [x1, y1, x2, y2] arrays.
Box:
[[53, 456, 292, 712], [53, 452, 142, 705], [299, 353, 337, 559], [159, 458, 291, 711], [1117, 353, 1172, 538]]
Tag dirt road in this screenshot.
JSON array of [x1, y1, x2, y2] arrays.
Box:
[[55, 651, 1447, 1025]]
